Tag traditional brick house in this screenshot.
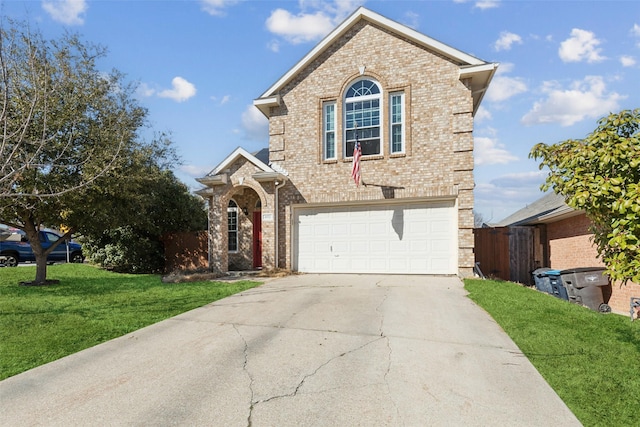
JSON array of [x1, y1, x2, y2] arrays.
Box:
[[197, 7, 497, 276]]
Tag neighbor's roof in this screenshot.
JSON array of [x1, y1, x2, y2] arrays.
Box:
[[254, 7, 498, 117], [493, 192, 581, 227]]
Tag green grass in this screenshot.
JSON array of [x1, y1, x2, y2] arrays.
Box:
[[0, 263, 259, 381], [465, 278, 640, 427]]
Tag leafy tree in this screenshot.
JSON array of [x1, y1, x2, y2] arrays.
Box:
[[83, 169, 207, 273], [530, 109, 640, 284], [0, 20, 152, 284]]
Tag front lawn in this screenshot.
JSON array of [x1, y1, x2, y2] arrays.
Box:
[[465, 278, 640, 427], [0, 263, 259, 381]]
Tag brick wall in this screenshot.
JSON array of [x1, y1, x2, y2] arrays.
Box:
[[267, 20, 475, 275], [547, 214, 603, 270], [546, 213, 640, 315]]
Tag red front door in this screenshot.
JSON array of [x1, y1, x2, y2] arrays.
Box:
[[253, 211, 262, 269]]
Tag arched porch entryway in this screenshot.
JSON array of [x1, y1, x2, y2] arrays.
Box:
[[225, 186, 263, 271]]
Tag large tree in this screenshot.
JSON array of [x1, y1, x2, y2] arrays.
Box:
[[530, 109, 640, 284], [82, 168, 207, 274], [0, 21, 149, 284]]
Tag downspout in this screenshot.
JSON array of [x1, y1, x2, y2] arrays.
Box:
[[274, 179, 286, 269], [207, 197, 213, 271]]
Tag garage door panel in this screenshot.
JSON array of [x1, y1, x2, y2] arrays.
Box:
[[332, 241, 349, 253], [370, 240, 389, 253], [295, 201, 457, 274]]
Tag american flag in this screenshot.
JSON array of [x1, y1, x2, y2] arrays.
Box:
[[350, 127, 361, 186]]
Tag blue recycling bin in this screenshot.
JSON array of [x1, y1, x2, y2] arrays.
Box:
[[546, 270, 569, 300], [532, 268, 553, 294]]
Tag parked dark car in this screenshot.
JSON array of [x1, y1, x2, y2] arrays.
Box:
[[0, 230, 84, 267]]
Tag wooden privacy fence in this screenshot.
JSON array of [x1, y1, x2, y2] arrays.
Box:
[[474, 226, 536, 285], [161, 231, 208, 273]]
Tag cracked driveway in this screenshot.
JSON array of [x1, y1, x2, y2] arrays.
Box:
[[0, 274, 580, 426]]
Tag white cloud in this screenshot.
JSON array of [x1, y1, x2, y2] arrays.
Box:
[[521, 76, 625, 127], [179, 164, 213, 178], [487, 76, 527, 102], [558, 28, 605, 63], [265, 1, 365, 45], [488, 171, 547, 189], [266, 8, 335, 44], [475, 106, 492, 123], [136, 83, 156, 98], [494, 31, 522, 51], [474, 136, 518, 166], [200, 0, 240, 16], [158, 77, 197, 103], [474, 171, 548, 222], [632, 24, 640, 47], [475, 0, 500, 10], [485, 63, 527, 102], [42, 0, 87, 25], [267, 39, 280, 53], [452, 0, 500, 8], [620, 55, 636, 67], [241, 105, 268, 141], [210, 94, 231, 105], [402, 11, 419, 30]]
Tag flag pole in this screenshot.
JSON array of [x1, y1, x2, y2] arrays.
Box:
[[350, 121, 362, 187]]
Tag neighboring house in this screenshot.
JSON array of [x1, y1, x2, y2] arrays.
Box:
[[197, 7, 497, 276], [479, 192, 640, 314]]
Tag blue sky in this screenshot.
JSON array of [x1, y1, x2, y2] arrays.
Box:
[[4, 0, 640, 222]]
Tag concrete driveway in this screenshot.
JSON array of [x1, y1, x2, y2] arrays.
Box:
[[0, 274, 580, 426]]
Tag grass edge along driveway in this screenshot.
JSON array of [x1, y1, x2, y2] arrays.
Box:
[[0, 263, 259, 381], [465, 278, 640, 427]]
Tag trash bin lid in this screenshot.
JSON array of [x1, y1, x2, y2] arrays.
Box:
[[545, 269, 562, 276], [560, 267, 606, 274]]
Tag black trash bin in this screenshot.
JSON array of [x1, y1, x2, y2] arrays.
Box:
[[559, 268, 611, 312], [546, 270, 569, 300], [532, 268, 553, 294]]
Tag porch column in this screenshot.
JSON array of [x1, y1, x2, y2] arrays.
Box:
[[208, 194, 227, 274]]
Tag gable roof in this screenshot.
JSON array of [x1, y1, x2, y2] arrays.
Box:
[[201, 147, 272, 179], [493, 192, 581, 227], [254, 7, 498, 117]]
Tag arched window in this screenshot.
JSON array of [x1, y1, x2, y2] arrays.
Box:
[[227, 200, 238, 252], [344, 79, 381, 157]]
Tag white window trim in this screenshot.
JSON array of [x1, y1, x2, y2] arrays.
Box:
[[227, 201, 239, 253], [343, 78, 383, 158], [390, 91, 405, 154], [323, 101, 337, 160]]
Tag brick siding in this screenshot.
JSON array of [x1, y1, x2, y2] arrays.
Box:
[[546, 213, 640, 315], [267, 20, 475, 276]]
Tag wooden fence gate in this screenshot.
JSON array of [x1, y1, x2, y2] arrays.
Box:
[[474, 226, 536, 285]]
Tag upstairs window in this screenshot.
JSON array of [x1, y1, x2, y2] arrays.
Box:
[[227, 200, 238, 252], [390, 92, 405, 154], [344, 79, 381, 157], [323, 101, 336, 160]]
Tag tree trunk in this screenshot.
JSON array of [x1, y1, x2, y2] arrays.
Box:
[[34, 253, 49, 284], [23, 217, 49, 285]]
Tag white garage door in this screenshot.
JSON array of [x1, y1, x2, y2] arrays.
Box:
[[294, 201, 457, 274]]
